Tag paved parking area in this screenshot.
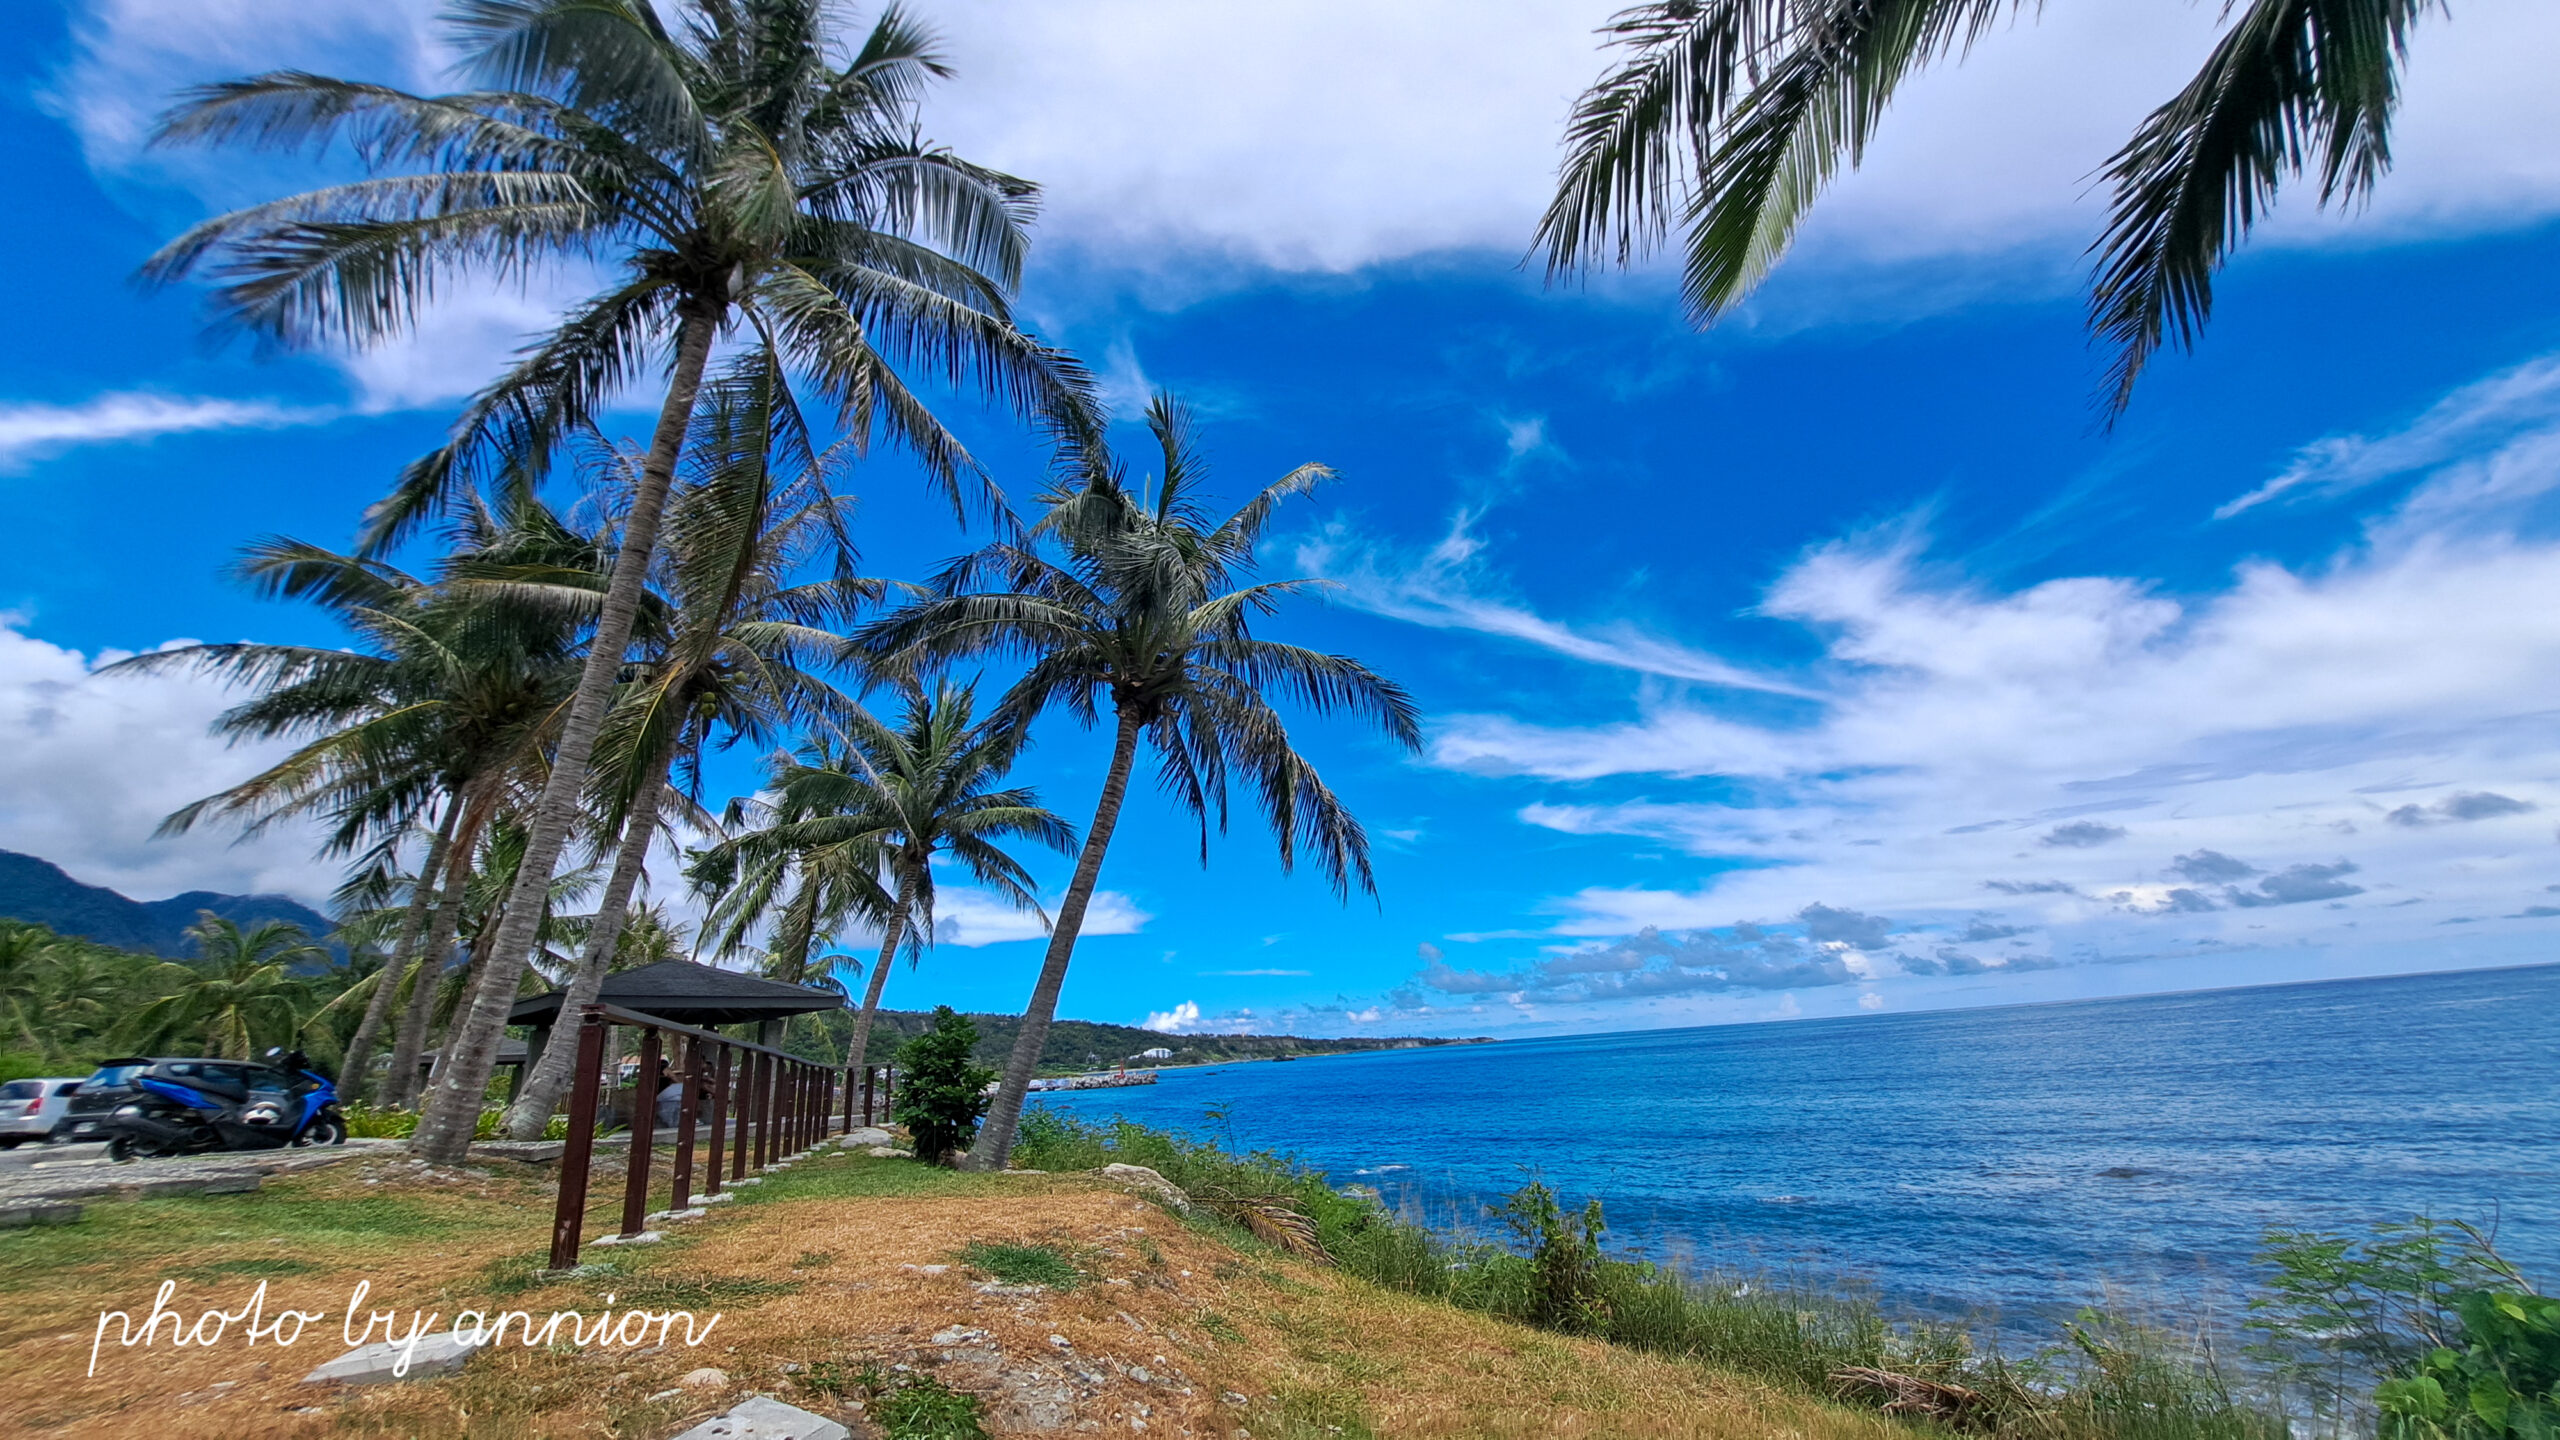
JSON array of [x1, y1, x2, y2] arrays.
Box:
[[0, 1138, 401, 1211]]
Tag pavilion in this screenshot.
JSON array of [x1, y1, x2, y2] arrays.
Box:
[[508, 958, 846, 1088]]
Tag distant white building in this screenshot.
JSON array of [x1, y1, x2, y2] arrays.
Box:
[[1136, 1047, 1174, 1060]]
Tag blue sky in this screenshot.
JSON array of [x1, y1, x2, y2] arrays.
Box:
[[6, 0, 2560, 1038]]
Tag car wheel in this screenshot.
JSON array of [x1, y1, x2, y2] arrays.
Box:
[[295, 1117, 348, 1147], [0, 1137, 23, 1150]]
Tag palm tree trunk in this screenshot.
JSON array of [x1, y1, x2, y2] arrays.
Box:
[[843, 866, 915, 1088], [966, 707, 1143, 1171], [501, 742, 674, 1138], [340, 799, 458, 1104], [413, 306, 723, 1163], [386, 789, 488, 1108]]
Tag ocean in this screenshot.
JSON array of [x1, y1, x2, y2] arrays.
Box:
[[1028, 963, 2560, 1330]]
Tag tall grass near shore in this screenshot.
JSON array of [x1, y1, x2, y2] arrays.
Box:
[[1011, 1111, 2541, 1440]]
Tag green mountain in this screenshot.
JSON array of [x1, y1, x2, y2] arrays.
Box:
[[814, 1006, 1489, 1075], [0, 849, 338, 960]]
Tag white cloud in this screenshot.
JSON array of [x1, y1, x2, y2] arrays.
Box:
[[0, 393, 333, 469], [1139, 1000, 1203, 1034], [0, 618, 339, 905], [1407, 353, 2560, 993], [925, 885, 1149, 948], [2218, 355, 2560, 519], [52, 0, 2560, 321], [1299, 511, 1812, 695]]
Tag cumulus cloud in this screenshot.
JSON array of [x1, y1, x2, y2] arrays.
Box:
[[2170, 850, 2259, 884], [1396, 352, 2560, 997], [1139, 1000, 1204, 1034], [0, 617, 338, 904], [926, 886, 1148, 948], [55, 0, 2560, 316], [2386, 791, 2537, 827]]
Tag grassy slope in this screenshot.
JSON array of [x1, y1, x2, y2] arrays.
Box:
[[0, 1152, 1894, 1440]]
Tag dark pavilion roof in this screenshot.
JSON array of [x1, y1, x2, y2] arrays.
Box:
[[509, 958, 845, 1028]]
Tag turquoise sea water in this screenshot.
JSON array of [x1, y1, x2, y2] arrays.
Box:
[[1030, 963, 2560, 1327]]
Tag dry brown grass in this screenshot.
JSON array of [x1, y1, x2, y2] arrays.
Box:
[[0, 1148, 1904, 1440]]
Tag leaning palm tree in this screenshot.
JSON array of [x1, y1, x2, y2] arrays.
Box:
[[112, 505, 591, 1102], [126, 917, 331, 1061], [705, 682, 1075, 1086], [143, 0, 1092, 1162], [500, 363, 873, 1136], [861, 396, 1423, 1168], [1539, 0, 2438, 414]]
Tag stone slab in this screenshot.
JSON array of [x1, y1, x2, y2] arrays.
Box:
[[301, 1330, 486, 1385], [0, 1201, 81, 1228], [670, 1395, 849, 1440]]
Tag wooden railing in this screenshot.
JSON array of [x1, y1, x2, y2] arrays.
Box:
[[546, 1003, 862, 1270]]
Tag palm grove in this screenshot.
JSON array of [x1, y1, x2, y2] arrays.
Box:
[[14, 0, 2427, 1164], [44, 0, 1417, 1170]]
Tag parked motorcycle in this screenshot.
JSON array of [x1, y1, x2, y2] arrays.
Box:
[[88, 1049, 347, 1161]]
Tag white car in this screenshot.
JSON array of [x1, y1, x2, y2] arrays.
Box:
[[1, 1077, 85, 1147]]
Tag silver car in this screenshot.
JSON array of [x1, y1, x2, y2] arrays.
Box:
[[1, 1077, 85, 1147]]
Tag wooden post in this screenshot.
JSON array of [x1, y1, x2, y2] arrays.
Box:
[[731, 1049, 755, 1182], [703, 1044, 729, 1197], [546, 1007, 609, 1271], [619, 1026, 660, 1237], [670, 1036, 701, 1211]]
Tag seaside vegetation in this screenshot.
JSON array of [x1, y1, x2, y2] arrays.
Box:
[[1010, 1110, 2554, 1440]]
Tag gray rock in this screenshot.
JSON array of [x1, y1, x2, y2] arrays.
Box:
[[669, 1394, 850, 1440], [300, 1329, 486, 1385], [0, 1201, 81, 1228], [1097, 1164, 1190, 1214], [837, 1127, 891, 1148]]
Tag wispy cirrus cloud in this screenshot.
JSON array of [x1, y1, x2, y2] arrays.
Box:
[[0, 392, 333, 469], [1298, 511, 1814, 696], [2217, 354, 2560, 519]]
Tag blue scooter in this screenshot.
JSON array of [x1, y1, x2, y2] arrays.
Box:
[[95, 1048, 347, 1161]]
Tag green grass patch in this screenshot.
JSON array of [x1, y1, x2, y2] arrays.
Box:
[[864, 1370, 989, 1440], [960, 1239, 1083, 1290]]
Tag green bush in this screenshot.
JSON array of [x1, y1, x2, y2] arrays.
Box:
[[2252, 1218, 2558, 1440], [894, 1007, 994, 1164], [341, 1101, 418, 1138]]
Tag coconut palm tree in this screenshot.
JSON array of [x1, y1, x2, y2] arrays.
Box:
[[112, 507, 593, 1102], [861, 395, 1423, 1168], [1538, 0, 2439, 414], [142, 0, 1093, 1161], [705, 681, 1075, 1087], [126, 917, 332, 1061], [501, 363, 874, 1136]]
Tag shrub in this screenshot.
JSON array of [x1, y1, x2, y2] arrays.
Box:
[[1498, 1179, 1610, 1333], [2252, 1218, 2557, 1439], [894, 1007, 994, 1164]]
